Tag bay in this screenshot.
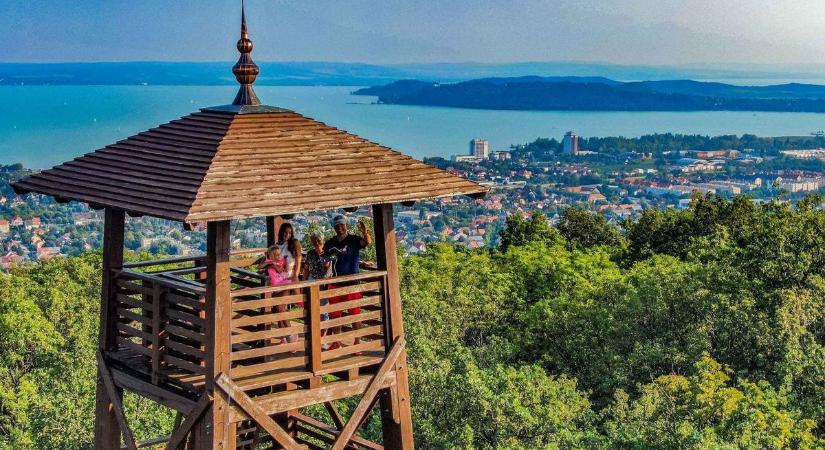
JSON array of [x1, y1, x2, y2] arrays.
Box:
[[2, 84, 825, 168]]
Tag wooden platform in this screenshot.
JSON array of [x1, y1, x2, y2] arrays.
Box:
[[107, 345, 385, 398]]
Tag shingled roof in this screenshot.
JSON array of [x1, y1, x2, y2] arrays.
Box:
[[11, 7, 486, 223], [12, 107, 487, 223]]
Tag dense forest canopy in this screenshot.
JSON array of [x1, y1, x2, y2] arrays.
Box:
[[0, 194, 823, 449]]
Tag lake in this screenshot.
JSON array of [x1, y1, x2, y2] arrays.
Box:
[[2, 85, 825, 168]]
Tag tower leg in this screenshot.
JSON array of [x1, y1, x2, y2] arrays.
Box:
[[95, 208, 125, 449], [94, 380, 122, 449], [380, 358, 414, 450], [372, 204, 415, 450], [194, 221, 233, 449]]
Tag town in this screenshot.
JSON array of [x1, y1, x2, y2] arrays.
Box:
[[2, 131, 825, 269]]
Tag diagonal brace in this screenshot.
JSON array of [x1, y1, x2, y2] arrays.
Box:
[[331, 336, 406, 450], [164, 394, 212, 450], [215, 373, 307, 450], [97, 351, 138, 450]]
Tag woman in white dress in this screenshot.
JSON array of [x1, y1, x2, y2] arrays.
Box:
[[276, 222, 302, 343]]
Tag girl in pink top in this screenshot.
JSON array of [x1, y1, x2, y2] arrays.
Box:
[[259, 246, 297, 344], [262, 246, 291, 286]]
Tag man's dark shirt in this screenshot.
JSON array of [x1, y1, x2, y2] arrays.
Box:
[[323, 234, 365, 276]]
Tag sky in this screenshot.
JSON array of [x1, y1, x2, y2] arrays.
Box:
[[3, 0, 825, 66]]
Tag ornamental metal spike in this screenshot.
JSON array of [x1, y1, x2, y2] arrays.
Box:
[[232, 0, 261, 106]]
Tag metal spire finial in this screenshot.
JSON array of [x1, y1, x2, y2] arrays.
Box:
[[232, 0, 261, 106]]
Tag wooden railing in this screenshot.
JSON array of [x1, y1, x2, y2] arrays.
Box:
[[229, 271, 388, 383], [110, 268, 207, 390], [109, 257, 388, 392]]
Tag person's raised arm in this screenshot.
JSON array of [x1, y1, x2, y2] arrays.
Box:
[[358, 220, 372, 248]]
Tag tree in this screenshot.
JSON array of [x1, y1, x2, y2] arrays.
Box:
[[604, 355, 821, 449], [557, 206, 623, 249], [498, 211, 560, 251]]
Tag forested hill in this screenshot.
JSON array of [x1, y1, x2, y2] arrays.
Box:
[[2, 194, 824, 448], [353, 77, 825, 112]]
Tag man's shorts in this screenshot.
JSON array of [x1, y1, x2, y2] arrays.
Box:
[[327, 283, 362, 319]]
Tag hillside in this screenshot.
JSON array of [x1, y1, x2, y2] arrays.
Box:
[[1, 196, 823, 448], [353, 77, 825, 112]]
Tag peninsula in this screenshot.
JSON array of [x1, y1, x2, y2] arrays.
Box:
[[354, 76, 825, 112]]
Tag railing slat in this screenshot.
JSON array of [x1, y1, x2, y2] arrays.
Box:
[[166, 324, 204, 343], [232, 294, 304, 311], [320, 310, 382, 330], [318, 295, 382, 315], [321, 325, 383, 345], [231, 324, 307, 345], [165, 339, 206, 359], [231, 340, 306, 362], [116, 323, 153, 342], [117, 337, 153, 357], [321, 340, 384, 361], [319, 282, 381, 300], [119, 308, 152, 326], [166, 308, 205, 326], [115, 293, 153, 311], [163, 354, 206, 375], [231, 354, 309, 378], [232, 309, 304, 327]]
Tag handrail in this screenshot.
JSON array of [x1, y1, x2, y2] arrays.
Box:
[[123, 255, 204, 269], [230, 270, 388, 299], [116, 268, 206, 294], [123, 247, 268, 269]]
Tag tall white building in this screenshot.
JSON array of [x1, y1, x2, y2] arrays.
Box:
[[470, 138, 490, 159], [563, 131, 579, 155]]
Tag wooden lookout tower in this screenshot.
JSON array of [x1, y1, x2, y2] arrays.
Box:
[[12, 5, 486, 450]]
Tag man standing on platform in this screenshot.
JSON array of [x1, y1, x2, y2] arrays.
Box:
[[324, 214, 373, 349]]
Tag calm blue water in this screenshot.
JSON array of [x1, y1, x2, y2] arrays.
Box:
[[2, 85, 825, 168]]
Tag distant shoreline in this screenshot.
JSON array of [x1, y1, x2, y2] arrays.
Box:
[[354, 77, 825, 114]]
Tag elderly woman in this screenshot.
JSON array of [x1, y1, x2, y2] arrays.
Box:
[[303, 233, 334, 327], [303, 233, 333, 281]]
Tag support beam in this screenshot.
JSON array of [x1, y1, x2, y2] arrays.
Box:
[[371, 204, 415, 450], [266, 216, 283, 247], [228, 371, 397, 422], [292, 414, 384, 450], [331, 337, 406, 450], [96, 208, 125, 450], [215, 374, 306, 450], [324, 402, 345, 430], [97, 352, 138, 450], [165, 394, 212, 450], [197, 220, 233, 449]]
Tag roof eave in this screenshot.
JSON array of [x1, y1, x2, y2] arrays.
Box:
[[182, 186, 490, 224]]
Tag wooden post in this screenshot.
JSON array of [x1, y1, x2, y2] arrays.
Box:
[[265, 216, 283, 247], [308, 285, 323, 374], [95, 208, 125, 449], [151, 283, 164, 385], [197, 220, 234, 449], [371, 204, 415, 450]]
